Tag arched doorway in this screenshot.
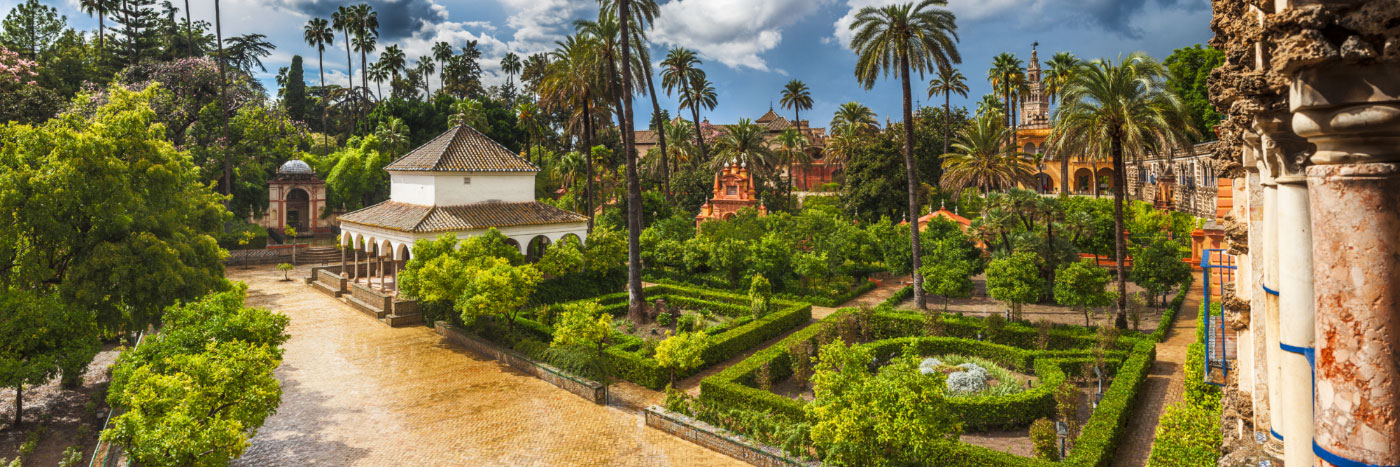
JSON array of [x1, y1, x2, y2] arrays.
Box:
[[1036, 173, 1053, 193], [525, 236, 551, 263], [503, 238, 523, 255], [1073, 168, 1094, 195], [285, 188, 310, 233], [1096, 168, 1115, 194]]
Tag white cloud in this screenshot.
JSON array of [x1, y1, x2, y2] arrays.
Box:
[[832, 0, 1030, 48], [651, 0, 832, 71], [498, 0, 592, 55]]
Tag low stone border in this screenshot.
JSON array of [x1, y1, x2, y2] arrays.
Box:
[[643, 406, 816, 467], [433, 321, 606, 404]]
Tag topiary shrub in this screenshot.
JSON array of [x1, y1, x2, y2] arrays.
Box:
[[657, 311, 673, 327]]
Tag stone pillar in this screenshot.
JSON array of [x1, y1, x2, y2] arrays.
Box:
[[352, 247, 359, 282], [379, 254, 386, 290], [340, 244, 347, 277], [1260, 111, 1317, 467], [1293, 61, 1400, 466], [1255, 123, 1285, 454]]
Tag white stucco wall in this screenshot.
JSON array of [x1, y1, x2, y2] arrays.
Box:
[[340, 220, 587, 260], [389, 171, 535, 205]]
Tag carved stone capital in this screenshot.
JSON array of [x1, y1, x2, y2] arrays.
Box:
[[1255, 112, 1314, 184]]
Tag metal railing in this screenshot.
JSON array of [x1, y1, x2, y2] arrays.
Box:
[[1201, 249, 1235, 387]]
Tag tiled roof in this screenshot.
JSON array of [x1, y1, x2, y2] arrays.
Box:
[[339, 201, 586, 233], [384, 124, 538, 173], [756, 109, 781, 123]]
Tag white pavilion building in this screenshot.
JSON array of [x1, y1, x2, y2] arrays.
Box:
[[336, 124, 588, 291]]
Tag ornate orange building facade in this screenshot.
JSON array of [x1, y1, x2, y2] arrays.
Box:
[[695, 163, 767, 226]]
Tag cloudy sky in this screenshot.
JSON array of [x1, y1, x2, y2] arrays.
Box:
[[16, 0, 1212, 129]]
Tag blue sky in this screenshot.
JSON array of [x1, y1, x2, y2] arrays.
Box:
[[16, 0, 1212, 130]]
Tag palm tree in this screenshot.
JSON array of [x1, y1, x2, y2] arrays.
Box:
[[515, 101, 542, 162], [539, 34, 603, 232], [303, 18, 334, 96], [350, 3, 378, 103], [432, 41, 453, 93], [1043, 51, 1080, 194], [661, 48, 709, 162], [711, 119, 775, 177], [415, 56, 435, 98], [368, 60, 389, 100], [607, 0, 670, 202], [332, 7, 355, 95], [830, 102, 878, 134], [611, 0, 647, 319], [662, 119, 696, 169], [1052, 53, 1195, 329], [501, 52, 522, 91], [823, 126, 859, 173], [79, 0, 109, 53], [976, 93, 1003, 118], [214, 0, 230, 201], [554, 149, 588, 196], [988, 52, 1025, 146], [939, 114, 1033, 195], [779, 80, 813, 131], [679, 75, 718, 164], [850, 0, 960, 310], [775, 128, 810, 208], [927, 66, 968, 157], [448, 98, 487, 128], [380, 44, 406, 81]]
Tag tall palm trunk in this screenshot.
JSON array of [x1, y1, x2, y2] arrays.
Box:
[[1092, 161, 1101, 198], [583, 94, 595, 234], [183, 0, 193, 56], [682, 78, 707, 163], [1060, 154, 1070, 195], [343, 29, 353, 137], [619, 0, 646, 319], [643, 64, 670, 201], [12, 385, 21, 428], [1110, 132, 1128, 329], [214, 0, 230, 204], [318, 49, 327, 137], [97, 13, 104, 54], [942, 90, 951, 158], [900, 55, 926, 310]]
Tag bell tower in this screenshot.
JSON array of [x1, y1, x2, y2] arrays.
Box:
[[1021, 43, 1051, 130]]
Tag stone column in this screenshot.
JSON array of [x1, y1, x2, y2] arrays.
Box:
[[379, 254, 386, 290], [1260, 111, 1317, 467], [1255, 120, 1286, 454], [1293, 61, 1400, 467], [340, 244, 347, 278], [352, 247, 359, 282], [1239, 130, 1264, 416]]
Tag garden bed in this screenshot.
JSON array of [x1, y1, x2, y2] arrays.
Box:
[[689, 302, 1157, 465], [469, 284, 813, 390]]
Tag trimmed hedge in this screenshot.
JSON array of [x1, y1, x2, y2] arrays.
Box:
[[698, 301, 1161, 466], [644, 270, 875, 307], [1146, 301, 1220, 466], [488, 283, 813, 390]]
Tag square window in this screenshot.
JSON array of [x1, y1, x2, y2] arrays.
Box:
[[726, 186, 737, 196], [463, 177, 472, 185]]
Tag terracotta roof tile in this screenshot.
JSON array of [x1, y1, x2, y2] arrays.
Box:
[[339, 201, 586, 233], [384, 124, 538, 173]]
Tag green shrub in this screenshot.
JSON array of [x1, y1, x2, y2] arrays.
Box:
[[1146, 402, 1221, 467], [1030, 418, 1060, 461], [657, 312, 673, 326]]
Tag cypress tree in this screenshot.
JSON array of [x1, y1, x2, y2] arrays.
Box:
[[284, 55, 308, 123]]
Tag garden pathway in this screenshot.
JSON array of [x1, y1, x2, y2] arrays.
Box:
[[1110, 280, 1203, 467], [673, 277, 910, 397], [231, 266, 742, 467]]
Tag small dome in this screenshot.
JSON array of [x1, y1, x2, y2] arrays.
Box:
[[279, 159, 313, 175]]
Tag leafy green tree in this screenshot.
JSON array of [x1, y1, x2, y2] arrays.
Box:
[[808, 340, 962, 465], [792, 251, 830, 292], [749, 274, 773, 317], [538, 235, 585, 277], [551, 301, 614, 395], [103, 286, 289, 466], [104, 340, 281, 466], [0, 0, 65, 61], [276, 263, 294, 281], [708, 238, 749, 286], [1054, 258, 1115, 326], [0, 85, 228, 332], [282, 55, 309, 122], [1164, 44, 1224, 141], [456, 258, 542, 330], [654, 330, 709, 386], [583, 226, 627, 274], [985, 252, 1044, 321], [919, 238, 975, 313], [842, 134, 907, 223], [1131, 238, 1191, 305], [0, 288, 100, 427]]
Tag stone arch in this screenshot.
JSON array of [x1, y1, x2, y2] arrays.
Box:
[[525, 235, 551, 262], [285, 187, 311, 233], [1035, 173, 1054, 193], [721, 212, 735, 220], [503, 237, 524, 255], [380, 239, 394, 258], [353, 233, 366, 251], [559, 232, 584, 247], [1096, 167, 1116, 193], [1073, 167, 1094, 194], [1022, 142, 1037, 155], [395, 243, 411, 261]]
